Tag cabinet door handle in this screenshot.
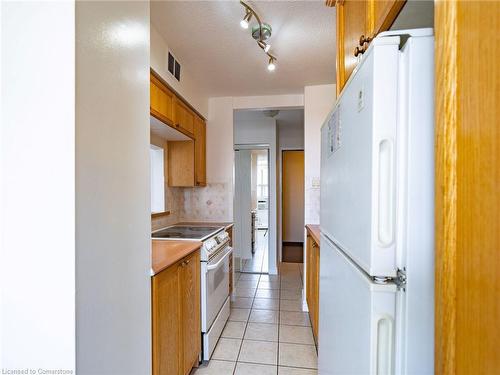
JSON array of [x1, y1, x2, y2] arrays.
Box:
[[354, 46, 364, 57], [359, 34, 373, 46]]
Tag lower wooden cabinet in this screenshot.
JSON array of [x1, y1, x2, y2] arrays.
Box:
[[152, 250, 200, 375], [306, 234, 320, 344]]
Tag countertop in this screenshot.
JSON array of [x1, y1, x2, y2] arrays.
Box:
[[306, 224, 321, 245], [151, 240, 202, 276]]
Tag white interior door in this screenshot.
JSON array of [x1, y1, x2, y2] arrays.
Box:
[[319, 234, 397, 375], [234, 150, 252, 260]]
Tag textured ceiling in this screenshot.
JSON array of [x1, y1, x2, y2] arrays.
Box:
[[151, 1, 336, 97]]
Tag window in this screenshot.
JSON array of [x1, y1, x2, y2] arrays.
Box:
[[256, 153, 268, 200], [150, 145, 165, 213]]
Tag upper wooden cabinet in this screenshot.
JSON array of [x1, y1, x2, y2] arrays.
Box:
[[174, 98, 195, 137], [332, 0, 406, 95], [168, 116, 207, 188], [150, 69, 207, 187], [193, 116, 206, 187], [150, 73, 175, 125]]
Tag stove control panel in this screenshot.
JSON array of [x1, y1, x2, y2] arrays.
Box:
[[215, 231, 229, 244], [203, 238, 218, 253]]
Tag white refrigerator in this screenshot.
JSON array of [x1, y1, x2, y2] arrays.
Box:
[[319, 29, 434, 375]]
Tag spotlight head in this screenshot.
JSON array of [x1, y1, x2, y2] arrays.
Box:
[[240, 10, 252, 29], [267, 57, 276, 71]]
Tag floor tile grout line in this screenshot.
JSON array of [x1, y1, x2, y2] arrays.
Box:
[[233, 274, 259, 374]]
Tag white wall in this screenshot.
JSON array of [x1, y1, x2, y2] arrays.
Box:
[[76, 2, 151, 374], [304, 84, 336, 225], [1, 2, 75, 371], [233, 94, 303, 110], [151, 24, 208, 117]]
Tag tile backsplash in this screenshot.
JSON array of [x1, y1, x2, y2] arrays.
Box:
[[151, 182, 232, 231]]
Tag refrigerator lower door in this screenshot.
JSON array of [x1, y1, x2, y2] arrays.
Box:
[[319, 234, 398, 375]]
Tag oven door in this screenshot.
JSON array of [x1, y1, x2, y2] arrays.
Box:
[[201, 245, 233, 332]]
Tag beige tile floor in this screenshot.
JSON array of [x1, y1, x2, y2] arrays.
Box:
[[192, 263, 317, 375]]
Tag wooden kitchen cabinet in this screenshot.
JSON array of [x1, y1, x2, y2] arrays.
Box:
[[193, 116, 207, 187], [174, 99, 195, 137], [152, 250, 200, 375], [305, 229, 320, 344], [168, 116, 206, 188], [335, 0, 368, 96], [331, 0, 406, 95], [180, 251, 201, 374], [150, 73, 175, 126], [168, 140, 195, 187], [150, 69, 207, 188]]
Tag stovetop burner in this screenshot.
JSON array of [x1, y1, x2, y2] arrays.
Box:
[[152, 225, 224, 240]]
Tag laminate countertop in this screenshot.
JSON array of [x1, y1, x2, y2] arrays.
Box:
[[151, 240, 202, 276], [306, 224, 321, 246]]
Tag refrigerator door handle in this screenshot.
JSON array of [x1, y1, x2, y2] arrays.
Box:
[[377, 139, 395, 247], [374, 314, 394, 375]]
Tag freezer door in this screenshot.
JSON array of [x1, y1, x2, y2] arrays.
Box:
[[318, 234, 397, 375], [320, 38, 400, 277]]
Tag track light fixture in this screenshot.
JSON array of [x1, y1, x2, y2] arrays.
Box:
[[239, 0, 278, 71]]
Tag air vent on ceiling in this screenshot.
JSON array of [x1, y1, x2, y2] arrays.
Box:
[[167, 51, 181, 82]]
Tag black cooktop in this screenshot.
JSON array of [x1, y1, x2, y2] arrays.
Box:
[[152, 225, 223, 240]]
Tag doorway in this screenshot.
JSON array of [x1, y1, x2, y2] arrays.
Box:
[[281, 150, 305, 263], [234, 147, 270, 273]]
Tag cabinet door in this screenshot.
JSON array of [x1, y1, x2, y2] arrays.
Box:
[[368, 0, 406, 36], [150, 73, 175, 125], [180, 251, 201, 375], [174, 99, 194, 136], [168, 141, 195, 187], [306, 236, 312, 308], [194, 116, 206, 187], [336, 0, 368, 95], [312, 240, 320, 342], [152, 263, 181, 375]]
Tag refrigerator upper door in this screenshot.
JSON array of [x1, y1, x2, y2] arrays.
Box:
[[318, 234, 397, 375], [320, 36, 401, 277]]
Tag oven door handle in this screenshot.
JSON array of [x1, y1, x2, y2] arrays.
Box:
[[206, 247, 233, 271]]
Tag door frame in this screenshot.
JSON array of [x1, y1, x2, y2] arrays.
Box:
[[278, 148, 305, 263], [234, 144, 272, 273]]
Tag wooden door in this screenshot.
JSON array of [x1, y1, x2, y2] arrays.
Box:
[[435, 1, 500, 374], [194, 116, 206, 187], [152, 263, 181, 375], [282, 151, 305, 243], [150, 73, 175, 126], [336, 0, 368, 95], [180, 251, 201, 375]]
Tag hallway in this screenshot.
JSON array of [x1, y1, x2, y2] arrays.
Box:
[[193, 263, 317, 374], [241, 230, 269, 274]]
